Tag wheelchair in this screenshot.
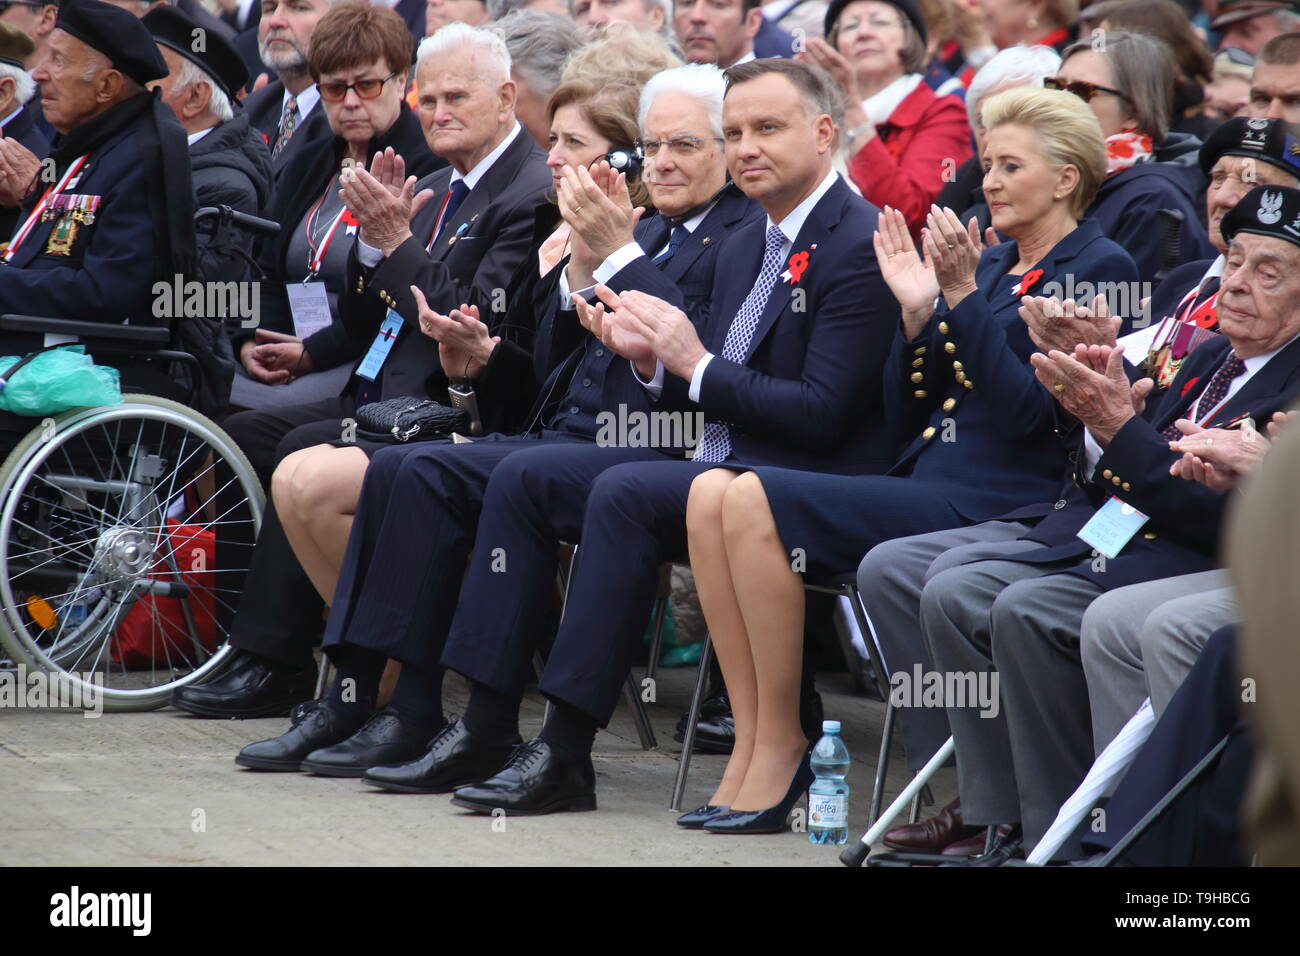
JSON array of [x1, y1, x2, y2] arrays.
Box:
[[0, 206, 279, 712]]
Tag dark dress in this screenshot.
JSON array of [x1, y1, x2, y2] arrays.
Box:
[[744, 221, 1139, 578]]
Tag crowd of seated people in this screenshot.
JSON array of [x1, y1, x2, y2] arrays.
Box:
[[3, 0, 1300, 866]]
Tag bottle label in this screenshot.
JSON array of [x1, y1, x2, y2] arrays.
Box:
[[809, 793, 846, 828]]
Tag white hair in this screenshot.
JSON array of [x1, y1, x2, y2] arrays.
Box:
[[416, 23, 512, 84], [173, 55, 234, 123], [0, 63, 35, 105], [639, 63, 724, 136], [966, 44, 1061, 130]]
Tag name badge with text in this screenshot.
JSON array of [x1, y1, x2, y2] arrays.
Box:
[[1077, 496, 1150, 560], [356, 309, 404, 381], [287, 280, 333, 340]]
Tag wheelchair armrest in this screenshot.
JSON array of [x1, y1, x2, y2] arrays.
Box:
[[0, 314, 170, 344]]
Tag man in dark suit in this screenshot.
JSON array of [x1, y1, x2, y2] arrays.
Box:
[[173, 24, 552, 718], [238, 0, 331, 182], [229, 63, 765, 774], [0, 0, 193, 358], [919, 184, 1300, 864], [340, 59, 900, 810]]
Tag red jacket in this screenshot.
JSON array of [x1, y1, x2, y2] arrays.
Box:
[[847, 82, 972, 237]]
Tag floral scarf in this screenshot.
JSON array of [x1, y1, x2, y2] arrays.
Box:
[[1105, 130, 1154, 177]]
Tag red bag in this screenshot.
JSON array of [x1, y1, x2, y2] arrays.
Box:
[[111, 519, 217, 667]]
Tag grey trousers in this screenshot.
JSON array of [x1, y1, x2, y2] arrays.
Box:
[[856, 520, 1036, 770], [920, 558, 1105, 855], [229, 361, 354, 410], [1081, 570, 1237, 751]]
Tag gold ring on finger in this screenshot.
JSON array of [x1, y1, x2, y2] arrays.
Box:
[[1054, 383, 1065, 392]]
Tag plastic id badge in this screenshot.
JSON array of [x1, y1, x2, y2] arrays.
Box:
[[287, 280, 333, 340], [355, 309, 403, 381], [1077, 496, 1149, 560]]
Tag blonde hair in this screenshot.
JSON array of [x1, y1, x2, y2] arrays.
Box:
[[980, 86, 1106, 218], [561, 21, 682, 87]]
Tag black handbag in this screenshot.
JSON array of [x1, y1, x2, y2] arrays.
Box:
[[354, 396, 469, 443]]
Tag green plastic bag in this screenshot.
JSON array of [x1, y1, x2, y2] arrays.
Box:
[[0, 345, 122, 416]]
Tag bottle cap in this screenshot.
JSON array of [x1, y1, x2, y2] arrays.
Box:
[[823, 720, 841, 734]]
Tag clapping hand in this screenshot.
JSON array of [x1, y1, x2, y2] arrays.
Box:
[[873, 205, 939, 339], [340, 148, 435, 256], [557, 161, 644, 261], [1020, 293, 1121, 355], [921, 204, 983, 308], [410, 287, 498, 379], [572, 285, 657, 374], [0, 138, 40, 207], [1168, 410, 1297, 490], [1030, 343, 1139, 445]]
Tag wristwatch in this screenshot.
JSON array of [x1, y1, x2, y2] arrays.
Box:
[[844, 122, 875, 144]]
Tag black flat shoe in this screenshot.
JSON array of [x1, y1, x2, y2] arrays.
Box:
[[676, 804, 730, 829], [363, 717, 520, 794], [703, 751, 813, 834], [300, 708, 439, 777], [234, 700, 368, 771], [171, 650, 317, 719], [450, 739, 597, 816]]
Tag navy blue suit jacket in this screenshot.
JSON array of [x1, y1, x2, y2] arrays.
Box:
[[1011, 333, 1300, 588], [609, 176, 903, 474], [887, 218, 1138, 520], [528, 189, 761, 431], [753, 16, 797, 57]]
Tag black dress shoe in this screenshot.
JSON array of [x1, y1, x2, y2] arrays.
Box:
[[171, 650, 316, 719], [299, 708, 438, 777], [676, 804, 730, 829], [674, 692, 731, 740], [363, 718, 520, 794], [703, 751, 814, 834], [234, 700, 368, 771], [450, 738, 597, 815], [942, 825, 1025, 867]]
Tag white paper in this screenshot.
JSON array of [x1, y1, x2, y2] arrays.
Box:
[[287, 281, 333, 340]]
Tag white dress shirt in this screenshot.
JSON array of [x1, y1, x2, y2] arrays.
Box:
[[1119, 255, 1225, 359]]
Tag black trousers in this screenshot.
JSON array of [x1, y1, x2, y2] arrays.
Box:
[[216, 396, 356, 668], [321, 434, 670, 674]]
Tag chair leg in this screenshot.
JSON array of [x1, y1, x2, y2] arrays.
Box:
[[624, 673, 657, 751], [843, 583, 892, 702], [869, 699, 896, 827], [313, 652, 332, 701], [671, 633, 712, 811], [646, 596, 668, 685], [908, 777, 923, 824]]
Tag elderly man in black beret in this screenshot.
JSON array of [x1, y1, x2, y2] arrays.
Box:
[[0, 22, 51, 242], [0, 0, 195, 370]]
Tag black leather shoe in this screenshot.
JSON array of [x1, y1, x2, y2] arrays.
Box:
[[942, 824, 1025, 867], [703, 751, 813, 834], [171, 650, 316, 719], [673, 692, 731, 740], [450, 738, 597, 815], [363, 718, 520, 793], [676, 804, 730, 829], [300, 708, 438, 777], [234, 700, 368, 771]]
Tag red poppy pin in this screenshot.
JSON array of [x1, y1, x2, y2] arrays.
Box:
[[1011, 268, 1045, 298], [1181, 376, 1201, 397], [782, 244, 816, 284]]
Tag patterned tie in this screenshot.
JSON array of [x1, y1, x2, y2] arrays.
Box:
[[652, 225, 687, 265], [272, 95, 298, 160], [693, 224, 787, 463], [1161, 351, 1246, 440], [432, 179, 471, 245]]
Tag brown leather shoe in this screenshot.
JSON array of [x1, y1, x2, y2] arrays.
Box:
[[882, 798, 981, 851], [940, 823, 1016, 857]]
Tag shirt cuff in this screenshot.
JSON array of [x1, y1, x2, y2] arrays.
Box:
[[558, 268, 595, 310], [1083, 429, 1104, 481], [633, 358, 665, 398], [688, 353, 715, 403], [593, 241, 644, 285], [356, 239, 384, 269]]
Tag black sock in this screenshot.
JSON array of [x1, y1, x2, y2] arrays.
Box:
[[462, 681, 522, 746], [539, 699, 598, 762], [324, 647, 383, 715], [387, 664, 446, 732]]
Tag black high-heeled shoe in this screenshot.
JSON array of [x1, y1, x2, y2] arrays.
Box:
[[676, 804, 731, 829], [703, 751, 813, 835]]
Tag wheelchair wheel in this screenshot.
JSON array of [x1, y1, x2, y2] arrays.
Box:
[[0, 394, 263, 711]]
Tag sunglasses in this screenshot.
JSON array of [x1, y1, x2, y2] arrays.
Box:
[[319, 71, 398, 103], [1043, 76, 1131, 104]]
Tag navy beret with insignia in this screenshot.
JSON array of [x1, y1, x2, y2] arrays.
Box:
[[55, 0, 167, 87]]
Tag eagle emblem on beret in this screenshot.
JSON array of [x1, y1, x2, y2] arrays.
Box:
[[1258, 190, 1284, 225]]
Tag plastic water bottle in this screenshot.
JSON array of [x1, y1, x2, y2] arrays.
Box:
[[808, 720, 850, 845]]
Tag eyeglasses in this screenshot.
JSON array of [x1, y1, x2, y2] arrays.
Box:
[[1043, 76, 1131, 104], [637, 135, 724, 157], [319, 72, 399, 103]]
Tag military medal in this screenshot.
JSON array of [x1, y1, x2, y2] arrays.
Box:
[[45, 214, 78, 256]]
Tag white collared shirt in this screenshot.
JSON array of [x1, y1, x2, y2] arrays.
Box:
[[356, 121, 524, 265], [1119, 255, 1226, 359], [0, 104, 21, 130], [187, 126, 216, 147], [285, 83, 320, 123]]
